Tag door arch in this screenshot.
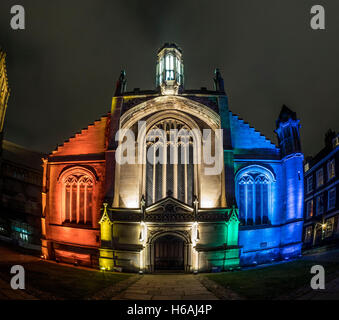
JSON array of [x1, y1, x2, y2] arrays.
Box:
[[154, 234, 185, 271]]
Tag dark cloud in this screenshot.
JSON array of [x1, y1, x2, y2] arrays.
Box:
[[0, 0, 338, 156]]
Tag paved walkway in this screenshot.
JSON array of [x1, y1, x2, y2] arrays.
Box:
[[112, 274, 219, 300], [0, 278, 37, 300]]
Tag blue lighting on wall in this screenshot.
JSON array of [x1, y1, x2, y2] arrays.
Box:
[[230, 107, 304, 266]]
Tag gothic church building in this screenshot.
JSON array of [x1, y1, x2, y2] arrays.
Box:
[[42, 44, 304, 272]]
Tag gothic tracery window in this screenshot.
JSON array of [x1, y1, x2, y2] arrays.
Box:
[[63, 174, 93, 224], [237, 169, 273, 226], [146, 119, 194, 206]]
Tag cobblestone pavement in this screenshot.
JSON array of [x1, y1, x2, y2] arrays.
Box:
[[112, 274, 219, 300]]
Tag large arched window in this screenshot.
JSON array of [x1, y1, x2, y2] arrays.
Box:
[[146, 119, 194, 206], [62, 174, 93, 224], [236, 167, 274, 226]]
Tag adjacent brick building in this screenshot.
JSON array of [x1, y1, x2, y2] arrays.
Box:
[[303, 130, 339, 248], [0, 140, 44, 250], [0, 49, 44, 250]]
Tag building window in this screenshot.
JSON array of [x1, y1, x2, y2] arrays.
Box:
[[12, 224, 30, 242], [146, 119, 194, 206], [62, 174, 93, 224], [165, 54, 175, 80], [306, 176, 313, 194], [316, 194, 324, 215], [316, 168, 324, 188], [328, 188, 336, 210], [324, 217, 334, 238], [327, 159, 335, 181], [19, 232, 29, 241], [236, 168, 273, 226], [306, 199, 314, 218], [333, 136, 339, 148], [305, 226, 313, 242]]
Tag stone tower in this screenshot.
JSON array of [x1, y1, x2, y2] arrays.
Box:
[[156, 43, 184, 95], [275, 105, 304, 257]]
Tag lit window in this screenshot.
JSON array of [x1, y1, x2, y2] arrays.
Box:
[[304, 163, 309, 172], [176, 58, 181, 75], [327, 159, 335, 181], [146, 119, 194, 206], [159, 59, 164, 74], [63, 174, 93, 224], [19, 233, 28, 241], [333, 136, 339, 148], [328, 188, 336, 210], [236, 169, 272, 226], [165, 54, 174, 80], [316, 168, 324, 188], [305, 226, 313, 242], [316, 194, 324, 215], [306, 199, 313, 218], [306, 176, 313, 194]]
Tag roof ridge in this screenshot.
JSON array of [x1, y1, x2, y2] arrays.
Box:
[[50, 113, 109, 155], [229, 111, 277, 147]]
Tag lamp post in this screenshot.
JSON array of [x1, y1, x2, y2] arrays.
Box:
[[312, 220, 327, 246]]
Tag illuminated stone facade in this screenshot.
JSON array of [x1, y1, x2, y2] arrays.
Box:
[[42, 44, 304, 272]]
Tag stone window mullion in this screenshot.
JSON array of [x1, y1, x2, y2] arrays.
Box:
[[76, 181, 80, 223], [84, 184, 87, 224], [152, 144, 156, 203], [162, 123, 167, 198]]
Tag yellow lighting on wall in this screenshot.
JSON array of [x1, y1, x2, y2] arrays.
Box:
[[126, 198, 139, 208], [192, 221, 199, 246], [200, 198, 214, 208], [193, 248, 199, 271], [191, 222, 200, 272], [140, 249, 144, 270], [139, 222, 147, 271], [139, 221, 147, 243], [99, 249, 114, 271]]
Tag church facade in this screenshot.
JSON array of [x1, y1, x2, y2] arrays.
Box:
[[41, 44, 304, 272]]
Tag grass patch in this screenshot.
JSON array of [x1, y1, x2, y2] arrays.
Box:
[[204, 258, 339, 300], [0, 260, 131, 299]]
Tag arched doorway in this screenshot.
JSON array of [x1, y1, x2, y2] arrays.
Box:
[[154, 234, 185, 271]]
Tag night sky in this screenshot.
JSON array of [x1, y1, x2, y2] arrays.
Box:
[[0, 0, 338, 157]]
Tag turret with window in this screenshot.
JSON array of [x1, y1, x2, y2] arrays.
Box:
[[156, 43, 184, 95]]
